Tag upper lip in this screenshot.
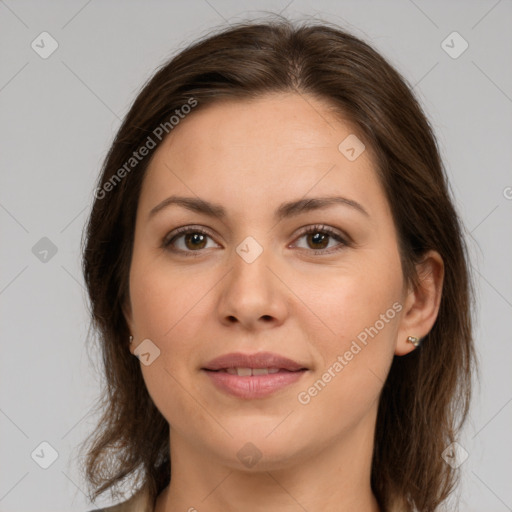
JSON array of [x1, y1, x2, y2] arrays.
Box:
[[202, 352, 308, 371]]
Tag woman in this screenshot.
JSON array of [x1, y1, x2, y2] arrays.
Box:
[[80, 17, 475, 512]]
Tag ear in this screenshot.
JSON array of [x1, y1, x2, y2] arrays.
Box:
[[395, 250, 444, 356]]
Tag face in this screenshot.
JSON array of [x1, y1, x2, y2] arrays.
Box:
[[124, 92, 415, 470]]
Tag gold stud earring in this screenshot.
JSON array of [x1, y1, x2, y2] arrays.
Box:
[[407, 336, 421, 347]]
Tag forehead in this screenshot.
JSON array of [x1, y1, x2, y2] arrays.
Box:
[[156, 92, 369, 162], [139, 93, 385, 220]]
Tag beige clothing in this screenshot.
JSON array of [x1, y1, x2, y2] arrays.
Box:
[[88, 487, 153, 512]]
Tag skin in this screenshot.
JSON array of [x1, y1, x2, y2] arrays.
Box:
[[123, 92, 444, 512]]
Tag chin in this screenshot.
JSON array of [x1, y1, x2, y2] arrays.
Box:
[[202, 428, 312, 471]]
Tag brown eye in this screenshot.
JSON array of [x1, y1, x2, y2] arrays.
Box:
[[163, 226, 219, 255], [182, 232, 208, 250], [292, 225, 347, 254], [306, 231, 330, 250]]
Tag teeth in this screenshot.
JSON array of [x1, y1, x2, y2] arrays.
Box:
[[222, 367, 282, 376]]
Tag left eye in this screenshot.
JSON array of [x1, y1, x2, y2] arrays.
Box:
[[291, 225, 347, 253], [163, 225, 347, 256]]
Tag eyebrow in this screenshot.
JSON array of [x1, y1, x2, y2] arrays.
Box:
[[148, 194, 369, 221]]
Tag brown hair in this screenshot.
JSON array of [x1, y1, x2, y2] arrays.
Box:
[[79, 16, 476, 511]]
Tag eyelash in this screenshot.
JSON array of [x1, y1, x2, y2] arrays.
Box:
[[162, 224, 349, 257]]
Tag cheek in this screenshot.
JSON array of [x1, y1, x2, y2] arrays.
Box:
[[293, 285, 400, 431], [129, 262, 211, 428], [293, 255, 403, 344], [129, 255, 201, 336], [291, 252, 403, 406], [128, 258, 216, 380]]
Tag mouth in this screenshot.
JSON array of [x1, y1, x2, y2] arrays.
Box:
[[201, 352, 309, 399]]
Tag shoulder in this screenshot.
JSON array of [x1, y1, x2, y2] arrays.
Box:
[[86, 486, 153, 512]]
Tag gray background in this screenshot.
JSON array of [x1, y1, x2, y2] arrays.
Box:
[[1, 1, 511, 511]]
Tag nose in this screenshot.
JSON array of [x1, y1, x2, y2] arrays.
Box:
[[216, 241, 288, 331]]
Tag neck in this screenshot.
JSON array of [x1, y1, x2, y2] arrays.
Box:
[[155, 417, 381, 512]]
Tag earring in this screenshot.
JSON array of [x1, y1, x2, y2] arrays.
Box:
[[129, 335, 133, 344], [407, 336, 421, 347]]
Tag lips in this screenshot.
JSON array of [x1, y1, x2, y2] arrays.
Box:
[[202, 352, 308, 399], [202, 351, 308, 372]]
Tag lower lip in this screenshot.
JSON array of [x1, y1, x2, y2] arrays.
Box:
[[202, 369, 307, 399]]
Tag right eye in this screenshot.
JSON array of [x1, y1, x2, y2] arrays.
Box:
[[162, 226, 221, 256]]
